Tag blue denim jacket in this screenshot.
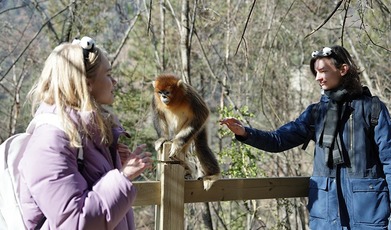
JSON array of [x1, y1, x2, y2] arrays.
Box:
[[237, 93, 391, 229]]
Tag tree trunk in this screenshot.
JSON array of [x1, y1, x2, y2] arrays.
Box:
[[180, 0, 190, 84], [160, 0, 166, 71]]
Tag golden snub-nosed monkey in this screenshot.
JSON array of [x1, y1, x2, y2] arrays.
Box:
[[152, 74, 220, 190]]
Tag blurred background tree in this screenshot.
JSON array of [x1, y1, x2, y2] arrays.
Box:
[[1, 0, 390, 229]]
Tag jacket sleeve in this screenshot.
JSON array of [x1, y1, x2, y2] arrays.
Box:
[[376, 103, 391, 200], [236, 104, 316, 152], [20, 124, 136, 229]]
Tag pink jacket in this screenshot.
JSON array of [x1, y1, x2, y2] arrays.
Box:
[[19, 103, 137, 229]]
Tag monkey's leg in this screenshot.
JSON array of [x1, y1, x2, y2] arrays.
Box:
[[154, 137, 170, 152], [169, 144, 195, 179], [169, 122, 200, 158]]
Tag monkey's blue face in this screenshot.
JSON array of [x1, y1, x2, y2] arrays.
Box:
[[158, 90, 171, 104]]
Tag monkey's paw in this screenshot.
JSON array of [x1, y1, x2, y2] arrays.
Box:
[[168, 141, 183, 158], [154, 138, 169, 152], [199, 173, 221, 191]]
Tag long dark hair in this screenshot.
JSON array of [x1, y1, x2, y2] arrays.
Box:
[[310, 45, 363, 97]]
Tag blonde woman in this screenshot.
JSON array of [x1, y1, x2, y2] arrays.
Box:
[[19, 37, 152, 229]]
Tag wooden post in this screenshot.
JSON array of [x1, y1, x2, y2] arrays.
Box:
[[155, 142, 185, 230]]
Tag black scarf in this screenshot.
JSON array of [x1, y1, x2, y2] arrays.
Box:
[[319, 88, 349, 168]]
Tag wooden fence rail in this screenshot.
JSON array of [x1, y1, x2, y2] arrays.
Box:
[[133, 177, 310, 206], [132, 143, 310, 229]]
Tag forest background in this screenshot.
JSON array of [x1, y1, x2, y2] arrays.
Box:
[[1, 0, 390, 229]]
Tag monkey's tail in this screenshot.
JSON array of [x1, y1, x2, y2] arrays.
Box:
[[201, 173, 221, 191]]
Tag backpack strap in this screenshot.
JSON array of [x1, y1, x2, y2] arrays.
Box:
[[26, 113, 65, 134], [302, 103, 320, 150], [370, 96, 381, 127], [367, 95, 382, 170]]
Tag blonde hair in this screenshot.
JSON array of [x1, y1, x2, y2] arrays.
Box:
[[28, 42, 113, 147]]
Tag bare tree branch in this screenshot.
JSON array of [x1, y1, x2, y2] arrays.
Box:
[[32, 0, 60, 42], [180, 0, 190, 84], [374, 0, 390, 15], [0, 3, 28, 15], [362, 27, 391, 52], [0, 10, 34, 68], [142, 0, 162, 69], [0, 82, 12, 96], [147, 0, 153, 35], [260, 0, 296, 129], [304, 0, 343, 39], [9, 62, 28, 135], [194, 30, 252, 127], [166, 0, 182, 35], [235, 0, 256, 55], [61, 0, 77, 43], [111, 13, 140, 66], [354, 0, 391, 52], [188, 0, 197, 54], [0, 4, 70, 83], [339, 0, 351, 46], [160, 0, 166, 71]]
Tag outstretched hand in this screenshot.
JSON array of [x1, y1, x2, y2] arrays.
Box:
[[120, 144, 153, 181], [220, 117, 247, 137]]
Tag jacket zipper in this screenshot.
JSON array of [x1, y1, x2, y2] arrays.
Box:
[[349, 113, 356, 174], [350, 113, 354, 152]]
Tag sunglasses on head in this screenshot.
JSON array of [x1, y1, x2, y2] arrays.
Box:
[[311, 47, 333, 58], [72, 36, 95, 61]]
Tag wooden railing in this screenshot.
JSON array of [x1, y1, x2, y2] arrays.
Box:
[[132, 143, 310, 230]]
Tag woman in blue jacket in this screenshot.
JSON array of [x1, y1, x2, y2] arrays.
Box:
[[220, 45, 391, 229]]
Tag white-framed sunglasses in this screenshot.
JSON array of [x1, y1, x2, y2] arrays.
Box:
[[311, 47, 332, 58], [72, 36, 95, 50], [72, 36, 95, 61]]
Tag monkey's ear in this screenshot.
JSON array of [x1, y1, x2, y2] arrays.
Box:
[[152, 81, 156, 89], [177, 80, 188, 91]]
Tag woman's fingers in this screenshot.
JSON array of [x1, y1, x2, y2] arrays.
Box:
[[132, 144, 147, 155]]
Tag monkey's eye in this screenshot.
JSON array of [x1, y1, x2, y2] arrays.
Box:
[[158, 90, 170, 96]]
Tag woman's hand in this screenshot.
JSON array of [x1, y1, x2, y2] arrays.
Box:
[[118, 143, 132, 166], [120, 144, 153, 181], [220, 117, 247, 137]]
